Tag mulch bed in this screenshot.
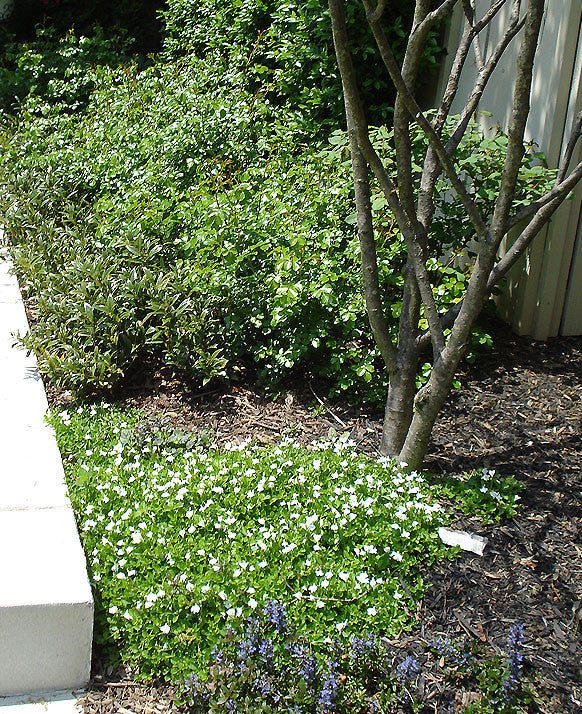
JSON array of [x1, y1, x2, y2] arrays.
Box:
[[48, 320, 582, 714]]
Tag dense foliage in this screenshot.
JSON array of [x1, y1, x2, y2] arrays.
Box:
[[0, 43, 554, 400], [0, 3, 555, 402]]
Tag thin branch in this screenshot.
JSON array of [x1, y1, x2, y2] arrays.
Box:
[[462, 0, 484, 70], [327, 0, 409, 232], [330, 0, 446, 357], [366, 0, 387, 23], [416, 158, 582, 354], [418, 1, 524, 233], [490, 0, 544, 246], [436, 0, 510, 132], [490, 162, 582, 284], [414, 0, 461, 36], [308, 382, 348, 428], [506, 159, 582, 232], [345, 103, 398, 373], [446, 1, 524, 155], [557, 110, 582, 183], [365, 8, 489, 242]]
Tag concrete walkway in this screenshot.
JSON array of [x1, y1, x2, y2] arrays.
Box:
[[0, 246, 93, 697]]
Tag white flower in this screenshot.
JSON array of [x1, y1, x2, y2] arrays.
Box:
[[366, 606, 377, 616], [108, 606, 118, 615], [190, 604, 200, 614], [160, 624, 170, 634], [315, 600, 325, 609], [338, 572, 349, 582], [248, 598, 258, 609]]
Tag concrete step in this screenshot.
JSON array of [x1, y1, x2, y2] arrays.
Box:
[[0, 247, 94, 697]]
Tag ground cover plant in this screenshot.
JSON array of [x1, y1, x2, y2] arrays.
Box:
[[50, 402, 520, 685], [180, 613, 533, 713]]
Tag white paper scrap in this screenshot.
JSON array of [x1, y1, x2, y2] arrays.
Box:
[[438, 527, 488, 556]]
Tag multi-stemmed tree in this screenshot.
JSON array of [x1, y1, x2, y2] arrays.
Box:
[[328, 0, 582, 469]]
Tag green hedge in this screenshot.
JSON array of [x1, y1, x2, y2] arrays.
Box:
[[0, 46, 554, 401]]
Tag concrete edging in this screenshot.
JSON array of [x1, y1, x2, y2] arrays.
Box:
[[0, 246, 93, 697]]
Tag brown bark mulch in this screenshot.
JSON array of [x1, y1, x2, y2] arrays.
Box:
[[49, 320, 581, 714]]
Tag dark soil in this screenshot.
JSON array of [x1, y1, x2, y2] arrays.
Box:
[[51, 320, 582, 714]]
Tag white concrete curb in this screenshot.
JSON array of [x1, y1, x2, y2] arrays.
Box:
[[0, 246, 94, 696], [0, 690, 84, 714]]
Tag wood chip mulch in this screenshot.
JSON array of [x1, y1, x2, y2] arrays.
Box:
[[48, 320, 581, 714]]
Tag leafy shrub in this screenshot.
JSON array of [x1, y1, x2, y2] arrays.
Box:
[[161, 0, 443, 133], [0, 52, 555, 400]]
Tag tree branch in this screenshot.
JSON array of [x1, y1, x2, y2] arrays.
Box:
[[506, 159, 582, 232], [365, 6, 489, 242], [413, 0, 460, 36], [436, 0, 510, 133], [330, 0, 446, 357], [489, 0, 544, 247], [366, 0, 387, 23], [418, 0, 523, 232], [557, 110, 582, 183], [462, 0, 484, 70], [490, 161, 582, 284], [345, 103, 398, 373]]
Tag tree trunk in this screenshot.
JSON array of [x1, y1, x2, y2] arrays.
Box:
[[397, 357, 459, 470], [381, 365, 417, 457]]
